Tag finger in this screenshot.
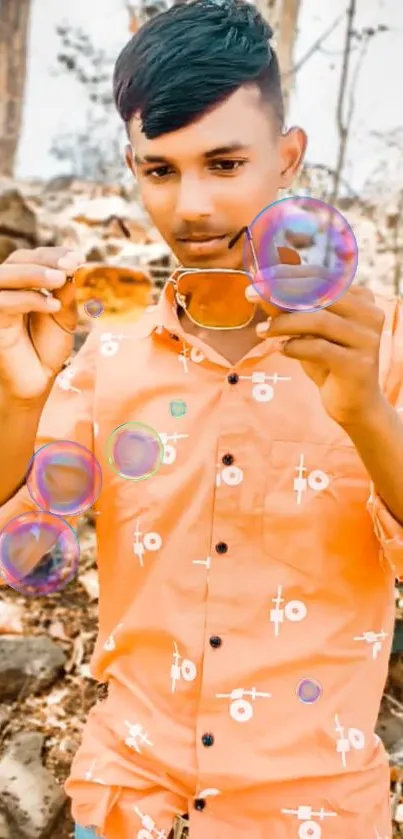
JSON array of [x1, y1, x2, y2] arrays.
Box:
[[280, 337, 349, 371], [0, 263, 69, 292], [255, 264, 332, 280], [0, 289, 62, 315], [262, 308, 373, 349], [6, 247, 85, 271]]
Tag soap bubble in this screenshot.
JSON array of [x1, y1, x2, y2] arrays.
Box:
[[106, 422, 163, 481], [0, 511, 80, 596], [296, 678, 323, 704], [26, 441, 102, 516], [244, 196, 358, 313], [84, 299, 104, 318]]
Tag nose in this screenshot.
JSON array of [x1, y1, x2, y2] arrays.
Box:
[[175, 174, 214, 221]]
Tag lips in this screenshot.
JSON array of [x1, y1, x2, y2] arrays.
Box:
[[178, 235, 227, 243]]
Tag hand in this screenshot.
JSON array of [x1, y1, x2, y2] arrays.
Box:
[[0, 246, 85, 403], [247, 274, 386, 427]]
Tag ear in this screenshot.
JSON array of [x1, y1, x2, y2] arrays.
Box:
[[278, 126, 307, 189], [125, 144, 137, 179]]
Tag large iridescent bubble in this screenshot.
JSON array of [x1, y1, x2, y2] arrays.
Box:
[[26, 441, 102, 517], [0, 511, 80, 596], [243, 196, 358, 313]]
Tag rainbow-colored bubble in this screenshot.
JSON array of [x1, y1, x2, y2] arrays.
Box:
[[26, 441, 102, 516], [0, 511, 80, 596], [84, 299, 104, 318], [296, 678, 323, 704], [106, 422, 164, 481], [243, 196, 358, 313]]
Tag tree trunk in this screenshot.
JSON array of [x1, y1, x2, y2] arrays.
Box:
[[276, 0, 302, 116], [0, 0, 32, 177]]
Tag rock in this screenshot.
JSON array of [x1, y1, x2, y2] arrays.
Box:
[[0, 706, 9, 733], [0, 636, 66, 701], [0, 237, 17, 263], [0, 188, 37, 244], [0, 732, 66, 839]]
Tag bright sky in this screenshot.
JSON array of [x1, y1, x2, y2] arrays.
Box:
[[17, 0, 403, 192]]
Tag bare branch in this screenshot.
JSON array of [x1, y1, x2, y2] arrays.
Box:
[[282, 11, 345, 79]]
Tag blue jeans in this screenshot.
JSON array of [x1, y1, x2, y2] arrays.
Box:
[[75, 827, 100, 839]]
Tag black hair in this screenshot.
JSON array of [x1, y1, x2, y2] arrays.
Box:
[[113, 0, 284, 138]]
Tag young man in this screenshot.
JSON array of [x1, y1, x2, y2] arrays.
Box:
[[0, 1, 403, 837]]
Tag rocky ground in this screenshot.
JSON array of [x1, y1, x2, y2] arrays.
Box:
[[0, 175, 403, 837]]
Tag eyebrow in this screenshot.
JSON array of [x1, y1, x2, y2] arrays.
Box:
[[134, 142, 250, 165]]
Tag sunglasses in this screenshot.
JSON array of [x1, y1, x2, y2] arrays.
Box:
[[169, 227, 301, 330]]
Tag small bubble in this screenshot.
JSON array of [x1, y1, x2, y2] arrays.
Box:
[[84, 299, 104, 318], [105, 422, 163, 481], [296, 678, 323, 704]]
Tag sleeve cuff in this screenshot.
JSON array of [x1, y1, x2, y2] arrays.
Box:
[[367, 482, 403, 578]]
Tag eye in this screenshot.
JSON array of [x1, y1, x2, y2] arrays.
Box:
[[144, 165, 173, 179], [210, 159, 246, 172]]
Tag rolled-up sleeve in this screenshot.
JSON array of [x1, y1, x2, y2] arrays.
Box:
[[0, 328, 98, 586], [367, 296, 403, 578]]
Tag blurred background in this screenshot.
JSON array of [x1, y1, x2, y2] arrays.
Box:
[[0, 1, 403, 837]]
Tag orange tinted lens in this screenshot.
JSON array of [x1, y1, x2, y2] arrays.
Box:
[[177, 271, 254, 327]]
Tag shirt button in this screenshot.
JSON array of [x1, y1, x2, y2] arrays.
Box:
[[202, 733, 214, 747], [209, 635, 222, 648], [215, 542, 228, 554], [194, 798, 206, 811], [227, 372, 239, 384], [222, 453, 234, 466]]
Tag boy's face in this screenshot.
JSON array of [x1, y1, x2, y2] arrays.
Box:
[[126, 85, 307, 270]]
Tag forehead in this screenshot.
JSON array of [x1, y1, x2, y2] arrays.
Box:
[[130, 85, 274, 161]]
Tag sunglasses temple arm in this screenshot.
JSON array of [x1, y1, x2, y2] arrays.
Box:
[[228, 226, 260, 275], [245, 228, 260, 274]]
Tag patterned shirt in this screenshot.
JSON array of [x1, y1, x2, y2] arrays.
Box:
[[0, 282, 403, 839]]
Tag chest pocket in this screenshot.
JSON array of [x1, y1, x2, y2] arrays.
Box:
[[262, 441, 378, 581]]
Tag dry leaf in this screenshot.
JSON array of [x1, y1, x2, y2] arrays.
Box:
[[0, 600, 24, 634]]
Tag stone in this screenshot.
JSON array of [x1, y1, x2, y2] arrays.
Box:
[[0, 636, 66, 701], [0, 188, 37, 243], [0, 732, 66, 838]]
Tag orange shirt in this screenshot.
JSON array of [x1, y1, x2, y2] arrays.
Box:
[[1, 283, 403, 839]]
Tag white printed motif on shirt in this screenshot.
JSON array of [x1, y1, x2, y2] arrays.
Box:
[[171, 641, 197, 692], [216, 686, 271, 722], [270, 585, 308, 637], [133, 805, 168, 839], [133, 519, 163, 567], [193, 555, 212, 571], [99, 331, 127, 357], [84, 759, 106, 785], [281, 805, 338, 839], [56, 366, 81, 394], [238, 371, 292, 403], [216, 464, 244, 487], [158, 432, 189, 465], [124, 721, 153, 754], [103, 622, 124, 652], [178, 344, 205, 373], [353, 629, 388, 659], [294, 454, 330, 504], [334, 714, 365, 768]]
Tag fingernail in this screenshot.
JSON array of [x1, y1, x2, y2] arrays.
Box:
[[245, 286, 257, 301], [47, 297, 62, 311], [45, 268, 66, 285], [256, 318, 271, 336]]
